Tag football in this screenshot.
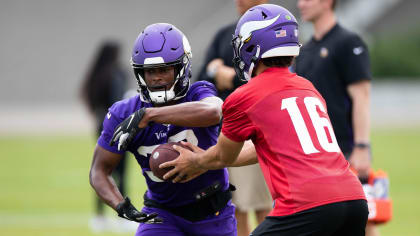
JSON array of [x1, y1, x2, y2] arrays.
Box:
[[149, 142, 192, 181]]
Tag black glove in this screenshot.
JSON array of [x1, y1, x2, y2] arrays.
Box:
[[116, 197, 163, 223], [109, 108, 147, 151]]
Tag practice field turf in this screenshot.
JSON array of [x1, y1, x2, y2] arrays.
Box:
[[0, 127, 419, 236]]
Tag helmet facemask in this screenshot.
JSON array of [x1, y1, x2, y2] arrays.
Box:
[[232, 34, 262, 82], [133, 54, 191, 104]]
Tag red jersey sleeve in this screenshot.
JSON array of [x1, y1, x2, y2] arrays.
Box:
[[221, 93, 256, 142]]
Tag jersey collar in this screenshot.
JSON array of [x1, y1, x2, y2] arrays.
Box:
[[262, 66, 292, 75]]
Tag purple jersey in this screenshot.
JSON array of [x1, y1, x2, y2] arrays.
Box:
[[98, 81, 229, 207]]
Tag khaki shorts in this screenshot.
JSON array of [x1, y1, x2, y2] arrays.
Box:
[[229, 163, 272, 211]]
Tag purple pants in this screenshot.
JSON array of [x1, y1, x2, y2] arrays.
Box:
[[136, 203, 237, 236]]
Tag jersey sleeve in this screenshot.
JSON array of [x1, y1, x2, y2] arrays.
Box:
[[338, 34, 372, 85], [97, 102, 130, 155], [221, 94, 256, 142], [187, 81, 218, 102]]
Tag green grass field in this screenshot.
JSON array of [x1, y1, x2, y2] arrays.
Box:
[[0, 127, 419, 236]]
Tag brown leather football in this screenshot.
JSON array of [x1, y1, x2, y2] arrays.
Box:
[[149, 142, 192, 181]]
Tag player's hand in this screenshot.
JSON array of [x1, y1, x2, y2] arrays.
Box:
[[207, 59, 223, 76], [159, 141, 207, 183], [116, 197, 163, 224], [109, 108, 147, 151], [349, 148, 371, 179]]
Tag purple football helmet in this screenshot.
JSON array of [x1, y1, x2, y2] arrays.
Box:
[[131, 23, 192, 104], [232, 4, 300, 81]]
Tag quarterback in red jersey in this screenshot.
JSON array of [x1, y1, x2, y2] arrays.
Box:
[[161, 4, 368, 236]]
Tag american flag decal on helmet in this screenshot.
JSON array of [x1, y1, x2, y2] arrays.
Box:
[[275, 29, 286, 38]]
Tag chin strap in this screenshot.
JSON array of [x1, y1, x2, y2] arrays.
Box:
[[148, 81, 177, 104]]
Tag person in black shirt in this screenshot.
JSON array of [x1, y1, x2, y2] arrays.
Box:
[[196, 1, 272, 236], [196, 23, 240, 101], [295, 0, 377, 235]]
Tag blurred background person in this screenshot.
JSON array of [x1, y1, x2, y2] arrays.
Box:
[[81, 41, 129, 233], [196, 0, 272, 235], [294, 0, 378, 235]]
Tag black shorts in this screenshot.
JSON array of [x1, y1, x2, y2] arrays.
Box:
[[250, 199, 368, 236]]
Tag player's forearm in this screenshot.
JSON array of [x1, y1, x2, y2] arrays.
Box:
[[89, 170, 123, 210], [144, 100, 222, 127], [195, 145, 236, 170], [228, 157, 258, 167], [228, 141, 258, 167], [196, 134, 245, 169]]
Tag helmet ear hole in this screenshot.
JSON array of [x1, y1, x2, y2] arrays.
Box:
[[246, 45, 255, 53]]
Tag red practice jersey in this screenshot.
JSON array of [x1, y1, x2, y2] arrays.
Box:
[[222, 67, 365, 216]]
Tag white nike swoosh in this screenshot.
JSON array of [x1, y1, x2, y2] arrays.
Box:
[[239, 14, 280, 41], [353, 47, 364, 55], [127, 114, 135, 128], [107, 112, 111, 119], [118, 133, 129, 151]]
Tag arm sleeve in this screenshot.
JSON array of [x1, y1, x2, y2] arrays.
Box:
[[97, 104, 126, 155], [189, 81, 218, 102], [337, 34, 372, 85], [221, 95, 255, 142]]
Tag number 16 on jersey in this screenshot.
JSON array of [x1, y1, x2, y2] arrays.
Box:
[[281, 97, 340, 155]]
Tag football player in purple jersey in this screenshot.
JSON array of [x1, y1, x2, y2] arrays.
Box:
[[89, 23, 237, 236]]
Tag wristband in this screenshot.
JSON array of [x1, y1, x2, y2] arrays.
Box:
[[354, 142, 370, 149]]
